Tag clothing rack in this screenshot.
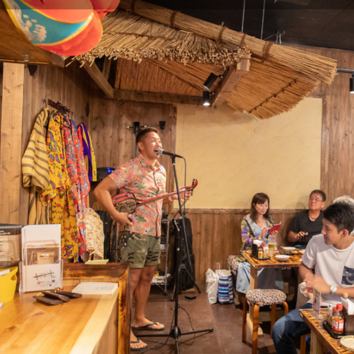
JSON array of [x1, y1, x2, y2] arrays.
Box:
[[46, 99, 71, 114]]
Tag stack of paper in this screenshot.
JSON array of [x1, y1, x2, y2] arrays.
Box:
[[72, 282, 118, 295]]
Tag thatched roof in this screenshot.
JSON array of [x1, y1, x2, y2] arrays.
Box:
[[76, 11, 249, 67], [75, 0, 337, 119]]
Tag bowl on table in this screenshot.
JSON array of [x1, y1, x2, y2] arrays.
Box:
[[275, 254, 290, 262], [280, 246, 296, 255]]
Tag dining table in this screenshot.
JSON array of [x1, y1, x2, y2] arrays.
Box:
[[242, 250, 303, 289], [300, 308, 354, 354]]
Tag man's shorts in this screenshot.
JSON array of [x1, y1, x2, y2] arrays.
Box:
[[119, 232, 161, 268]]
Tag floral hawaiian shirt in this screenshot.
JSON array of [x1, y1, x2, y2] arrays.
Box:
[[109, 154, 166, 236]]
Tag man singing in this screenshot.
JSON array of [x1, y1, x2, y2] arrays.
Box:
[[94, 127, 167, 351]]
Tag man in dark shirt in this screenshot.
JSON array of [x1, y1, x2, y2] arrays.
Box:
[[287, 189, 326, 248]]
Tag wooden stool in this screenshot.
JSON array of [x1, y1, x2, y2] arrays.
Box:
[[242, 289, 289, 354], [300, 335, 307, 354]]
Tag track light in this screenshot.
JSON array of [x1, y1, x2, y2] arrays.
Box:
[[337, 68, 354, 94], [202, 90, 211, 107], [203, 73, 218, 92]]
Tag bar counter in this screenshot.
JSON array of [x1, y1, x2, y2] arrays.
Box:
[[0, 263, 129, 354]]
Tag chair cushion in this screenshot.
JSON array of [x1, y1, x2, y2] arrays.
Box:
[[246, 289, 286, 306]]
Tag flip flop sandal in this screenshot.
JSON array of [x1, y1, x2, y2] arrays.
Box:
[[133, 321, 165, 331], [130, 338, 147, 351]]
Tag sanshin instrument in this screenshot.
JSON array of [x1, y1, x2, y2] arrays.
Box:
[[112, 179, 198, 213]]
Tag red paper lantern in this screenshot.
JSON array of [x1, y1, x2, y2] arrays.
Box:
[[38, 11, 103, 57], [22, 0, 93, 23], [91, 0, 120, 18], [4, 0, 120, 56]]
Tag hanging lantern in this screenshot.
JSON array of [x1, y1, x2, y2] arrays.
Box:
[[91, 0, 120, 18], [3, 0, 119, 56]]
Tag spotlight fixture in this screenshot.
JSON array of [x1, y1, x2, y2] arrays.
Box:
[[337, 68, 354, 94], [202, 90, 211, 107], [203, 73, 218, 92]]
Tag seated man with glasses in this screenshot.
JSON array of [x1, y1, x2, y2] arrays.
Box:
[[287, 189, 326, 248]]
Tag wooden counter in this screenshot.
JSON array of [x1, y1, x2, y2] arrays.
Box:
[[0, 263, 129, 354]]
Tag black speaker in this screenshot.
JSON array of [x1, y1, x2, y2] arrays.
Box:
[[171, 217, 196, 291], [96, 167, 114, 183]]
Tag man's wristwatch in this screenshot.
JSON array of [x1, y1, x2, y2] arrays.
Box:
[[330, 285, 337, 294]]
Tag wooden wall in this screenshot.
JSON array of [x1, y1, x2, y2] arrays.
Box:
[[320, 49, 354, 202], [86, 99, 177, 193], [188, 209, 298, 285], [0, 62, 94, 224], [300, 47, 354, 202]]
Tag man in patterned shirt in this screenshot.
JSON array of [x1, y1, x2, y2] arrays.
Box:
[[94, 127, 167, 351]]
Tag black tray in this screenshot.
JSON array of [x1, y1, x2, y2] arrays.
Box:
[[323, 320, 344, 339]]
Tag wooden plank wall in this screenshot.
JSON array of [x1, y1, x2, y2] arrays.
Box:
[[18, 63, 94, 224], [0, 63, 25, 224], [299, 47, 354, 202], [320, 49, 354, 202], [86, 99, 177, 193], [0, 65, 2, 115], [187, 209, 298, 285]]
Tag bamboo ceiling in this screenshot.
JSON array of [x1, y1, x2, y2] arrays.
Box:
[[75, 0, 337, 119]]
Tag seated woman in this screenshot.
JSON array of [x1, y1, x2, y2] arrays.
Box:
[[236, 192, 283, 294]]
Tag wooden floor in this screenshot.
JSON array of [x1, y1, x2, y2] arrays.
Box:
[[135, 289, 277, 354]]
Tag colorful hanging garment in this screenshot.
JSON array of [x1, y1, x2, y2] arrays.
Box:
[[42, 112, 79, 261], [21, 108, 51, 224], [77, 122, 97, 182], [62, 115, 90, 256]]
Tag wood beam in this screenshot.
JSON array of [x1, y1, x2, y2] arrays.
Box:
[[115, 90, 202, 105], [213, 57, 250, 105], [0, 63, 25, 223], [84, 62, 114, 99], [102, 58, 112, 80]]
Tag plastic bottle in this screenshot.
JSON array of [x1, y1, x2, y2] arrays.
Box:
[[263, 243, 269, 258], [327, 304, 333, 324]]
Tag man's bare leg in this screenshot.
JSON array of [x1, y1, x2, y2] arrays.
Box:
[[134, 265, 156, 325], [129, 268, 147, 350]]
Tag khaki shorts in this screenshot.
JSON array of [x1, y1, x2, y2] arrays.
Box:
[[119, 232, 160, 268]]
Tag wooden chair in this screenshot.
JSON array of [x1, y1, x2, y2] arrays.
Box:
[[242, 289, 289, 354]]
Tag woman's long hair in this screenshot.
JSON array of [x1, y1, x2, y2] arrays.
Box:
[[249, 192, 271, 222]]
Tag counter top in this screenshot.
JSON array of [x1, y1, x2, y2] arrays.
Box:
[[0, 263, 129, 354]]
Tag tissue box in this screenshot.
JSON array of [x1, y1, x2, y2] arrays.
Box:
[[342, 297, 354, 334], [344, 309, 354, 335]]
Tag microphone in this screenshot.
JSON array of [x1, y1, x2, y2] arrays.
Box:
[[154, 148, 184, 159]]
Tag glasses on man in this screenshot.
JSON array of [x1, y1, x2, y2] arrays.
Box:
[[309, 196, 323, 202]]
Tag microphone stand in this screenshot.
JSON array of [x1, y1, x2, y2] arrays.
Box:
[[139, 155, 213, 354]]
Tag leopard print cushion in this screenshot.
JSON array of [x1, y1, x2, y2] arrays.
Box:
[[246, 289, 286, 306]]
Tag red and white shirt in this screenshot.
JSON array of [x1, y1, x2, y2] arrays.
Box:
[[109, 154, 166, 236]]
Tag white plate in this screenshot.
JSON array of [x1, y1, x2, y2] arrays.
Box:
[[340, 336, 354, 351], [275, 254, 290, 262]]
